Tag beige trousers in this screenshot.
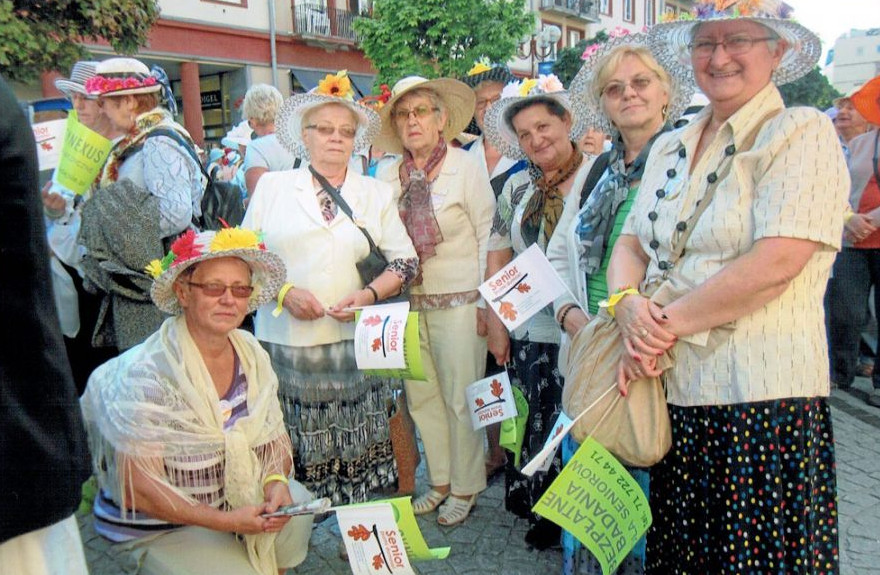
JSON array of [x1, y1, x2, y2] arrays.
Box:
[[405, 303, 487, 496], [125, 481, 313, 575]]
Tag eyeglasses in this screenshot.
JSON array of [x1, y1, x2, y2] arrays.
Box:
[[392, 105, 439, 122], [304, 124, 357, 139], [187, 281, 254, 298], [601, 76, 655, 100], [688, 35, 775, 59], [475, 95, 501, 111]]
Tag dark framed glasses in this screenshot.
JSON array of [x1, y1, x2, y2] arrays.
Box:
[[187, 281, 254, 298]]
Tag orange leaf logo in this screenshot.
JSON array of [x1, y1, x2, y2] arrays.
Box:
[[516, 282, 531, 293], [363, 315, 382, 327], [490, 378, 504, 398], [552, 423, 564, 439], [499, 301, 517, 321], [475, 397, 485, 408], [40, 141, 53, 151], [371, 338, 382, 352], [348, 524, 371, 541], [372, 554, 385, 570]]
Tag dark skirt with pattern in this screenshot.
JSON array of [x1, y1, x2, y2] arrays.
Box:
[[646, 396, 839, 575], [504, 338, 565, 525], [262, 340, 398, 506]]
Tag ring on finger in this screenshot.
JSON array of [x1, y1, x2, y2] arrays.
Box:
[[638, 327, 649, 339]]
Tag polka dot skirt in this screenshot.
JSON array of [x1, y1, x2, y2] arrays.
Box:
[[646, 397, 838, 574]]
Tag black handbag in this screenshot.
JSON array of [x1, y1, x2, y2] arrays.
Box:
[[309, 166, 406, 300]]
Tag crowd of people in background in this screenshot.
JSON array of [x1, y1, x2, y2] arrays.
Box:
[[5, 0, 880, 574]]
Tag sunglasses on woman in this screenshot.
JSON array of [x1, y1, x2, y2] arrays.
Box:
[[187, 281, 254, 298]]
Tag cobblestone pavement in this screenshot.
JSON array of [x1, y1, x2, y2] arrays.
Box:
[[80, 380, 880, 575]]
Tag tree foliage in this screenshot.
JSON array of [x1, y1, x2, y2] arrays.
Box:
[[552, 30, 608, 88], [0, 0, 160, 82], [353, 0, 534, 86], [778, 66, 842, 110]]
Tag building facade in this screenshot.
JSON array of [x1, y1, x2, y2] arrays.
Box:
[[33, 0, 376, 147], [829, 28, 880, 95], [514, 0, 692, 76]]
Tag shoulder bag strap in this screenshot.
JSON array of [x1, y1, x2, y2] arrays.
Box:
[[579, 151, 611, 209], [308, 165, 383, 256]]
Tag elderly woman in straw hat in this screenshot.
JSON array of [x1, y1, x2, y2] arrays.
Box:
[[481, 73, 588, 548], [375, 76, 495, 526], [242, 71, 418, 505], [544, 30, 693, 572], [827, 74, 880, 408], [602, 1, 848, 570], [81, 228, 313, 575]]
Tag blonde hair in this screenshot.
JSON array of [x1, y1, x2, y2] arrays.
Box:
[[242, 84, 283, 126], [301, 101, 359, 131], [592, 45, 673, 103]]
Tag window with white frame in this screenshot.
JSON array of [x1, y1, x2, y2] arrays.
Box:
[[645, 0, 655, 26], [600, 0, 611, 16], [623, 0, 634, 22]]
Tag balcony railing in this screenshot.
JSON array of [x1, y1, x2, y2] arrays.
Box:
[[539, 0, 600, 22], [292, 1, 362, 42]]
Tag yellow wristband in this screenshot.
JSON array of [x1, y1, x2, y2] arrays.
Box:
[[844, 210, 855, 224], [598, 288, 640, 318], [262, 473, 289, 488], [273, 283, 295, 318]]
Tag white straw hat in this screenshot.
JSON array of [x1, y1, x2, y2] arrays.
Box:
[[147, 228, 286, 315], [647, 0, 821, 86], [86, 58, 162, 97]]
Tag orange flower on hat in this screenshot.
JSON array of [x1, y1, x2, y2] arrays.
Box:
[[317, 70, 354, 100]]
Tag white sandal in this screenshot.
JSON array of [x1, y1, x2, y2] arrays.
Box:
[[412, 489, 449, 515], [437, 494, 476, 526]]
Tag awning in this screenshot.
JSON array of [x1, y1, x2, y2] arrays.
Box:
[[290, 68, 332, 92], [290, 69, 376, 98], [348, 73, 376, 98]]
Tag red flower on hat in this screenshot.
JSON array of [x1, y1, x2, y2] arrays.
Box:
[[169, 229, 200, 265]]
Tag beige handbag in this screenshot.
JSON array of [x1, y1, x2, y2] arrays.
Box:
[[562, 309, 673, 467]]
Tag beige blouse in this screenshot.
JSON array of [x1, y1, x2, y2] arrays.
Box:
[[622, 83, 850, 407]]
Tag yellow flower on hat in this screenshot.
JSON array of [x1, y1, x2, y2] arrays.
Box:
[[518, 78, 538, 97], [467, 57, 492, 76], [316, 70, 354, 100], [210, 227, 261, 253], [145, 259, 165, 279]]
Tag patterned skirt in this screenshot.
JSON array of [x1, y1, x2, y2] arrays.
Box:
[[504, 339, 564, 524], [262, 340, 398, 505], [646, 397, 839, 574]]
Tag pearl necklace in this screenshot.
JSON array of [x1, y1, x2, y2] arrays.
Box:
[[645, 142, 738, 278]]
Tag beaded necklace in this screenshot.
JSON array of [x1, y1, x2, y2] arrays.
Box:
[[645, 142, 738, 279]]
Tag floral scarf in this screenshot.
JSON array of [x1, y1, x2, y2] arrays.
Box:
[[398, 139, 447, 271], [576, 125, 670, 274], [99, 108, 196, 187], [521, 142, 583, 247]]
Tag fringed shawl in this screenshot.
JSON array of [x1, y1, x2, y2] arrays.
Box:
[[81, 316, 291, 575]]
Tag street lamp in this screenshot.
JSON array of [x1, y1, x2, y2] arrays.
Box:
[[518, 24, 562, 77]]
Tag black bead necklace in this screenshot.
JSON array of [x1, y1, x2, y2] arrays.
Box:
[[645, 142, 738, 278]]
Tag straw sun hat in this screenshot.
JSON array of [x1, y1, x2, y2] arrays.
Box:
[[568, 30, 696, 135], [374, 76, 476, 154], [54, 61, 99, 99], [647, 0, 821, 87], [483, 74, 587, 161], [276, 70, 381, 159], [147, 228, 286, 315], [85, 58, 163, 97]]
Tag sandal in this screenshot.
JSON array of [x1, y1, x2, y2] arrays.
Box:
[[412, 489, 449, 515], [437, 494, 477, 526]]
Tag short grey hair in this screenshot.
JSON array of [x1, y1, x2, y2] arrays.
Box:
[[394, 87, 446, 117], [242, 84, 283, 126]]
